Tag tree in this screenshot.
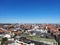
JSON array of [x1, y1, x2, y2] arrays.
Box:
[[58, 42, 60, 45], [13, 34, 17, 40], [1, 37, 8, 45]]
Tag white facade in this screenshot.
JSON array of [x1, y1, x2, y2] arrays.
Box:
[[4, 34, 11, 38]]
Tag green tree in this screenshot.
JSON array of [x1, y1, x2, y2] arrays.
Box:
[[58, 42, 60, 45], [13, 34, 17, 38], [1, 37, 8, 45]]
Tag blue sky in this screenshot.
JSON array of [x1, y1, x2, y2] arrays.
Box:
[[0, 0, 60, 23]]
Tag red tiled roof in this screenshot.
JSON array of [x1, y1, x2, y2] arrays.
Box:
[[0, 29, 4, 33], [20, 24, 32, 29], [13, 31, 21, 35]]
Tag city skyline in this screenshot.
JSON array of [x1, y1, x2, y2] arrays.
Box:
[[0, 0, 60, 23]]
